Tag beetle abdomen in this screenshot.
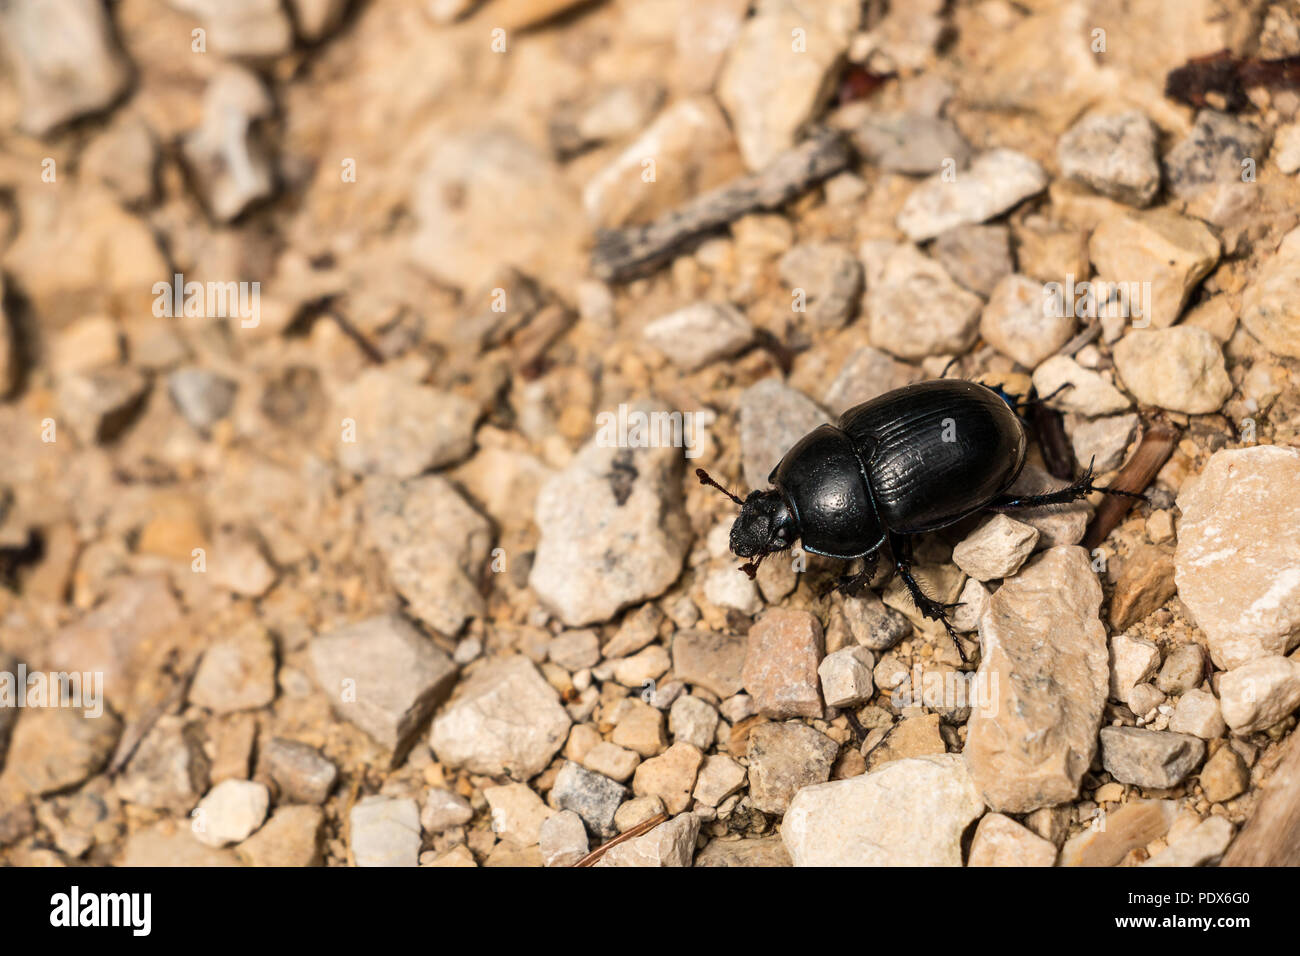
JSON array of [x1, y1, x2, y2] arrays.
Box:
[[838, 380, 1026, 534]]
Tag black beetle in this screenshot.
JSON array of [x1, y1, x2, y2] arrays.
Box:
[[698, 378, 1141, 660]]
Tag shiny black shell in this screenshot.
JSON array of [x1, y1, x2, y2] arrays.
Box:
[[770, 379, 1027, 559]]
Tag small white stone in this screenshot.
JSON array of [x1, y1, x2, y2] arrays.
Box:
[[192, 780, 269, 848], [817, 646, 876, 707], [1219, 656, 1300, 734], [668, 696, 720, 751], [539, 810, 588, 867], [1168, 689, 1226, 739], [1109, 634, 1161, 706], [952, 514, 1038, 581], [643, 302, 754, 371]]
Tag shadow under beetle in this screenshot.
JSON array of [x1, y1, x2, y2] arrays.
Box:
[[698, 378, 1143, 662]]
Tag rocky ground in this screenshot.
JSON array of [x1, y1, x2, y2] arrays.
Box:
[[0, 0, 1298, 867]]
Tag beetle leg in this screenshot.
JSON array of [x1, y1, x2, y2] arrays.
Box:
[[988, 461, 1147, 510], [889, 534, 967, 663], [819, 550, 880, 599]]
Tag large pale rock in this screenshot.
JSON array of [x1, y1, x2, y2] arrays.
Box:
[[0, 0, 130, 136], [311, 615, 458, 767], [896, 150, 1048, 242], [1218, 656, 1300, 734], [782, 754, 984, 866], [963, 547, 1109, 813], [1174, 446, 1300, 668], [363, 475, 491, 636], [1088, 210, 1220, 330], [411, 128, 584, 294], [1113, 327, 1231, 414], [717, 4, 858, 170], [429, 656, 571, 780], [862, 242, 982, 359], [530, 406, 691, 626], [1240, 225, 1300, 358]]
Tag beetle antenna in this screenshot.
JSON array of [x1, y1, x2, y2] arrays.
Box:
[[695, 468, 744, 506]]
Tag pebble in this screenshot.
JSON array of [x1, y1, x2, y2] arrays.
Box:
[[743, 608, 825, 719], [980, 273, 1076, 369], [259, 738, 337, 805], [1031, 356, 1131, 416], [1164, 110, 1268, 204], [334, 368, 477, 478], [237, 805, 324, 867], [485, 782, 554, 846], [1109, 633, 1161, 705], [669, 696, 720, 751], [56, 368, 149, 444], [849, 113, 972, 175], [746, 721, 839, 815], [703, 564, 764, 615], [1098, 727, 1206, 788], [190, 624, 277, 714], [867, 713, 946, 769], [312, 614, 458, 766], [967, 812, 1058, 866], [208, 528, 278, 598], [1199, 745, 1249, 803], [823, 347, 923, 417], [350, 796, 421, 867], [118, 822, 240, 867], [1113, 327, 1231, 414], [115, 716, 209, 813], [777, 243, 863, 327], [1169, 689, 1226, 740], [931, 224, 1013, 297], [632, 741, 703, 815], [1, 0, 131, 136], [610, 700, 668, 757], [1141, 816, 1235, 867], [952, 514, 1039, 581], [783, 754, 984, 866], [862, 242, 983, 359], [430, 655, 570, 779], [167, 368, 237, 432], [539, 810, 588, 867], [614, 795, 665, 833], [1129, 682, 1166, 717], [840, 591, 912, 650], [1219, 656, 1300, 734], [1067, 412, 1138, 474], [192, 780, 269, 848], [950, 578, 990, 633], [582, 96, 739, 226], [581, 741, 640, 783], [548, 630, 601, 672], [1088, 209, 1220, 329], [695, 835, 791, 866], [642, 302, 755, 371], [420, 788, 473, 832], [818, 647, 875, 708], [738, 379, 826, 491], [896, 149, 1048, 242], [552, 760, 628, 838], [3, 706, 121, 796], [692, 754, 747, 807], [1058, 799, 1177, 866], [1174, 446, 1300, 668], [1110, 543, 1177, 632], [530, 404, 692, 625], [964, 547, 1108, 812], [717, 7, 855, 170], [594, 812, 700, 867], [181, 66, 277, 222], [603, 605, 665, 660], [1240, 225, 1300, 359], [611, 645, 672, 689], [1056, 111, 1161, 207]]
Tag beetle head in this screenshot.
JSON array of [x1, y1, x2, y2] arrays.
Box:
[[696, 469, 798, 577], [730, 490, 796, 561]]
